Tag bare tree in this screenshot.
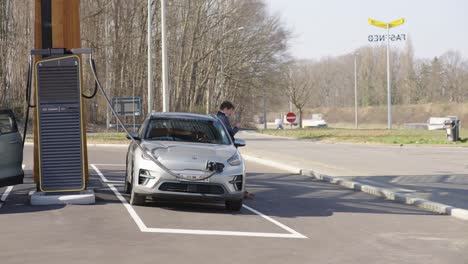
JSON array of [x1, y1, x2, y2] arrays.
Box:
[[2, 0, 468, 129], [286, 61, 316, 128]]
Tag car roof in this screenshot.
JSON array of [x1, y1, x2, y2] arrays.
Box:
[[149, 112, 217, 121]]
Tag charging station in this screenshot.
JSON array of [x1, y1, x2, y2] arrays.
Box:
[[35, 53, 86, 192], [28, 0, 93, 203]]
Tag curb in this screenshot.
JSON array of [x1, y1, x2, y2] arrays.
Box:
[[242, 153, 468, 222], [30, 190, 96, 205]]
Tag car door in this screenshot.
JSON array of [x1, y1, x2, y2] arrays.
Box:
[[0, 109, 24, 187]]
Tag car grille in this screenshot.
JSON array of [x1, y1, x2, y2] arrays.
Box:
[[159, 182, 225, 195]]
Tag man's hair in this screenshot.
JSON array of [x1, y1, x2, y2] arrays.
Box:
[[220, 101, 235, 110]]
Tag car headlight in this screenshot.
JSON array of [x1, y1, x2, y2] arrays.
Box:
[[227, 153, 241, 166], [141, 149, 154, 160]]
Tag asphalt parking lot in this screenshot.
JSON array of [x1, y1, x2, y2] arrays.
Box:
[[1, 145, 467, 264]]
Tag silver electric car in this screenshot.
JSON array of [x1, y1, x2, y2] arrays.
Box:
[[125, 112, 246, 211], [0, 109, 24, 188]]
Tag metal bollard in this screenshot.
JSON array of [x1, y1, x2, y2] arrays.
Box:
[[444, 119, 460, 142]]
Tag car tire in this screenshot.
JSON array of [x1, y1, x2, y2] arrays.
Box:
[[225, 199, 243, 211], [124, 178, 132, 194], [130, 188, 146, 206], [124, 165, 132, 194]]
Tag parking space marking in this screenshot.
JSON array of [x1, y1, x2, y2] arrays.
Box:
[[242, 204, 307, 238], [105, 181, 125, 184], [89, 171, 125, 184], [92, 164, 126, 167], [91, 164, 307, 239], [143, 227, 306, 238], [90, 164, 117, 183], [107, 184, 149, 231], [0, 186, 14, 209]]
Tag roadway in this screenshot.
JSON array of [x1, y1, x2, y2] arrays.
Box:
[[0, 145, 467, 263], [240, 131, 468, 210]]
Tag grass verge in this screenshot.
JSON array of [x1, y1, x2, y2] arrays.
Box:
[[86, 133, 129, 144], [258, 128, 468, 145], [26, 129, 468, 146]]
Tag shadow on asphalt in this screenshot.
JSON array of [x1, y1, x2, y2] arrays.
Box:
[[143, 200, 256, 216], [345, 174, 468, 210], [0, 170, 123, 215], [244, 172, 436, 218], [104, 168, 437, 218], [0, 171, 66, 214], [0, 168, 438, 218]]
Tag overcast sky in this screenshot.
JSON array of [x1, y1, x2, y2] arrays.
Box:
[[266, 0, 468, 60]]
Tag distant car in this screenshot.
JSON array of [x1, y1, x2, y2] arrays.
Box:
[[0, 109, 24, 188], [302, 119, 328, 128], [125, 112, 246, 211]]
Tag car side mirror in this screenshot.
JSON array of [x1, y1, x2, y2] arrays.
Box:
[[234, 138, 246, 148], [126, 131, 140, 141]]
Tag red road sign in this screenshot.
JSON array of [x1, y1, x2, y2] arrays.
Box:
[[286, 112, 296, 123]]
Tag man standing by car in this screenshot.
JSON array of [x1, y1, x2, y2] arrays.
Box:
[[216, 101, 240, 140], [216, 101, 255, 199]]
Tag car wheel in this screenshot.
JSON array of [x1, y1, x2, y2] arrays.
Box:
[[124, 178, 132, 194], [225, 199, 243, 211], [130, 188, 146, 206], [124, 162, 133, 194]]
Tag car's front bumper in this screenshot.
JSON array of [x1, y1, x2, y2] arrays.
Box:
[[132, 158, 245, 201]]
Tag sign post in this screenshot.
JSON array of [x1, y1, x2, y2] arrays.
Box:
[[368, 18, 405, 129], [110, 97, 142, 130]]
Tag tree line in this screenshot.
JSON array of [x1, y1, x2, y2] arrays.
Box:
[[0, 0, 290, 127], [286, 41, 468, 126], [0, 0, 467, 128]]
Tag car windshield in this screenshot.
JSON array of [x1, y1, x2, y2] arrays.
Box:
[[145, 118, 231, 145]]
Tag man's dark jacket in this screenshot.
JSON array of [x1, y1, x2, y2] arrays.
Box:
[[216, 111, 238, 139]]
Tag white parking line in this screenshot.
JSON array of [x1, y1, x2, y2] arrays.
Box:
[[92, 164, 126, 167], [143, 227, 306, 238], [242, 204, 307, 238], [90, 164, 113, 183], [106, 181, 125, 184], [0, 186, 14, 209], [88, 172, 125, 184], [91, 164, 307, 239], [107, 184, 148, 231]]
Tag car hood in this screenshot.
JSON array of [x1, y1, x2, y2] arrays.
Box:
[[141, 141, 237, 171]]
